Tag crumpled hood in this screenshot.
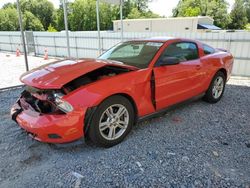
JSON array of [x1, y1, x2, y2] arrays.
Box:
[[20, 58, 136, 89]]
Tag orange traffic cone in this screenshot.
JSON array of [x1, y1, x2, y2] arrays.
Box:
[[16, 48, 20, 57], [44, 48, 48, 60]]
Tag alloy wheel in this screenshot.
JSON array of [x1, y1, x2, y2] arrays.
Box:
[[212, 76, 224, 99], [99, 104, 129, 141]]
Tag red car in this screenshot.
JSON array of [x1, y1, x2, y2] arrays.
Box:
[[11, 37, 234, 147]]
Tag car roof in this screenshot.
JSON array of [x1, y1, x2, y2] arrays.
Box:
[[130, 36, 198, 43]]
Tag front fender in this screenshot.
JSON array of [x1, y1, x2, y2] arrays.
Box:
[[63, 69, 155, 117]]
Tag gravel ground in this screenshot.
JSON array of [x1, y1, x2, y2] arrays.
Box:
[[0, 79, 249, 188]]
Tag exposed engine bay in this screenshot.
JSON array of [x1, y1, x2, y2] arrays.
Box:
[[63, 65, 131, 92], [19, 65, 131, 114]]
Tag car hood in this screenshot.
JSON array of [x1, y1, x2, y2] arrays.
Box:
[[20, 58, 137, 89]]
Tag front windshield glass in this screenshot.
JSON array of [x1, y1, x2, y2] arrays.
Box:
[[99, 41, 164, 69]]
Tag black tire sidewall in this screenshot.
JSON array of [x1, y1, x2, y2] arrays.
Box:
[[88, 95, 134, 147], [204, 71, 226, 103]]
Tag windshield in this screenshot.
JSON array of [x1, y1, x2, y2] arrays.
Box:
[[98, 41, 164, 69]]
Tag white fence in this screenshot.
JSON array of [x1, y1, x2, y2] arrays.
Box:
[[0, 31, 250, 76]]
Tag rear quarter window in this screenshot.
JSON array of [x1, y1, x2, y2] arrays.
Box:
[[203, 44, 215, 55]]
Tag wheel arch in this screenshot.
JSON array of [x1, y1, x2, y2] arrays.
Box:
[[106, 93, 138, 122], [84, 93, 138, 135], [217, 68, 227, 80]]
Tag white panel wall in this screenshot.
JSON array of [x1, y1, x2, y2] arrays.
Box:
[[0, 31, 250, 76], [151, 19, 196, 32], [114, 18, 199, 32]]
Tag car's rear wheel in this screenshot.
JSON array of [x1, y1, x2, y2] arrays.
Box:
[[203, 71, 226, 103], [88, 95, 134, 147]]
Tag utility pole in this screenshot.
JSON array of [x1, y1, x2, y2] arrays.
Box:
[[120, 0, 123, 41], [96, 0, 101, 55], [16, 0, 29, 71], [63, 0, 71, 58]]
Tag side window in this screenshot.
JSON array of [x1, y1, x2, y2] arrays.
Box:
[[158, 42, 199, 64], [203, 44, 215, 55]]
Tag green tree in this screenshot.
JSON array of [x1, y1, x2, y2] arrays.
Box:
[[228, 0, 248, 29], [20, 0, 54, 30], [123, 0, 134, 18], [47, 24, 57, 32], [143, 10, 160, 18], [173, 0, 231, 29], [2, 3, 15, 9], [0, 0, 159, 31], [0, 7, 19, 31], [246, 23, 250, 30], [132, 0, 149, 11], [124, 0, 159, 18], [173, 0, 201, 17], [127, 7, 143, 19], [68, 0, 97, 31], [127, 7, 160, 19], [207, 0, 231, 29], [68, 0, 120, 31], [23, 11, 44, 31], [100, 3, 119, 30], [245, 0, 250, 23], [54, 2, 65, 31]]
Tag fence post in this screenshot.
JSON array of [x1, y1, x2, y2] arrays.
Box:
[[35, 35, 38, 56], [75, 36, 78, 59], [9, 34, 13, 52], [227, 33, 232, 52], [33, 35, 36, 56], [101, 37, 104, 54], [53, 35, 57, 57]]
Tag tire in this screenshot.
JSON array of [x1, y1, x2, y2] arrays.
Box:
[[88, 95, 135, 147], [203, 71, 226, 103]]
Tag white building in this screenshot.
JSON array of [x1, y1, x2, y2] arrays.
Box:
[[113, 16, 221, 32]]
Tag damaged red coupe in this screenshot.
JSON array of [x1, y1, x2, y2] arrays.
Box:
[[11, 37, 234, 147]]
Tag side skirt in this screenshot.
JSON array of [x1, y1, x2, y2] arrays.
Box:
[[137, 93, 205, 123]]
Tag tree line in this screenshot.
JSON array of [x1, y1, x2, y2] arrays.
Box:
[[0, 0, 249, 32], [0, 0, 159, 31], [173, 0, 250, 29]]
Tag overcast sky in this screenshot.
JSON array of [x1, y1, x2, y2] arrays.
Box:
[[0, 0, 235, 17]]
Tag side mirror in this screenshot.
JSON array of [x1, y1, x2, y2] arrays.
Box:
[[159, 57, 180, 66]]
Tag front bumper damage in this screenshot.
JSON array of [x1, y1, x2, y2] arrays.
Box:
[[11, 95, 86, 143]]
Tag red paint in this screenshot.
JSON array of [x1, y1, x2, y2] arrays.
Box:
[[12, 38, 234, 143], [16, 107, 85, 143], [20, 58, 137, 89]]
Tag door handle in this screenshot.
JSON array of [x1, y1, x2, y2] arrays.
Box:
[[195, 65, 201, 70]]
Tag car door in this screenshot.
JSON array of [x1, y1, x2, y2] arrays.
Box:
[[153, 41, 203, 110]]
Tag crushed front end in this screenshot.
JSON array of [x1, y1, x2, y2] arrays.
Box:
[[10, 60, 135, 143], [10, 86, 86, 143]]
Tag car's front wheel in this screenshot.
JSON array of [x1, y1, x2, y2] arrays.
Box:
[[203, 71, 226, 103], [88, 95, 135, 147]]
